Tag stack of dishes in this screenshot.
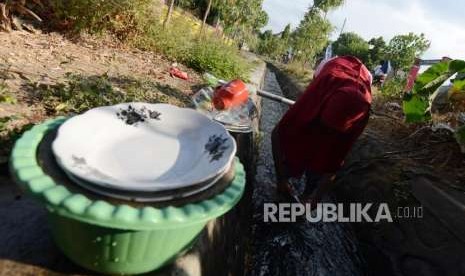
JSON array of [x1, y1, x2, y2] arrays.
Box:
[[52, 103, 237, 202]]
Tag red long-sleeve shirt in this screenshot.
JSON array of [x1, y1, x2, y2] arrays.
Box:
[[277, 56, 372, 176]]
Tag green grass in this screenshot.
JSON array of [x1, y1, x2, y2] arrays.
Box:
[[0, 83, 17, 104], [283, 61, 312, 84], [273, 61, 312, 92], [48, 1, 251, 81], [381, 77, 407, 99], [134, 13, 251, 81]]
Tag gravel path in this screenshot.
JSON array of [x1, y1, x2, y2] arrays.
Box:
[[249, 71, 366, 276]]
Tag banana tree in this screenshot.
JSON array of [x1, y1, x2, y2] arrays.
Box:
[[403, 59, 465, 122], [403, 59, 465, 152]]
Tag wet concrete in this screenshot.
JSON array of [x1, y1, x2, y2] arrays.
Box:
[[248, 71, 366, 276]]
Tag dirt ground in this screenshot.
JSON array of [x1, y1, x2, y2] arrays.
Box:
[[2, 28, 465, 275], [273, 67, 465, 275], [0, 30, 203, 164], [334, 99, 465, 275], [367, 95, 465, 188]]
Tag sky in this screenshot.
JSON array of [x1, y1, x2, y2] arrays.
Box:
[[262, 0, 465, 60]]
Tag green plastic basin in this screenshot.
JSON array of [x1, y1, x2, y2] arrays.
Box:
[[10, 118, 246, 275], [48, 212, 206, 274]]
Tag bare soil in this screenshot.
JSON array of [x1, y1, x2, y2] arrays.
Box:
[[0, 30, 204, 163], [272, 65, 465, 275]]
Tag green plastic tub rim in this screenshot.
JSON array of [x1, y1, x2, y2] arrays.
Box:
[[10, 117, 246, 231]]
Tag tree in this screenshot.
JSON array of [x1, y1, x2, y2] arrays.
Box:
[[367, 36, 387, 69], [292, 8, 333, 64], [313, 0, 345, 13], [332, 32, 370, 64], [173, 0, 268, 46], [290, 0, 344, 65], [163, 0, 176, 28], [253, 9, 269, 31], [257, 30, 280, 58], [281, 24, 291, 41], [200, 0, 213, 34], [385, 32, 430, 71], [256, 24, 295, 60], [215, 0, 268, 39]]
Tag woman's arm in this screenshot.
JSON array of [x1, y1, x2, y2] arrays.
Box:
[[271, 126, 293, 195]]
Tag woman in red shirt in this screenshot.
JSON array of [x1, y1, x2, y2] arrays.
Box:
[[272, 56, 372, 205]]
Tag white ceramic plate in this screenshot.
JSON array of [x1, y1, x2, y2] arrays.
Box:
[[64, 162, 229, 202], [52, 103, 236, 192]]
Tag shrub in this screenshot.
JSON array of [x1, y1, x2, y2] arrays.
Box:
[[137, 15, 250, 80], [283, 61, 312, 81], [48, 0, 152, 37], [38, 74, 191, 115], [381, 76, 406, 99], [48, 1, 250, 80], [0, 83, 17, 104], [187, 38, 250, 80]]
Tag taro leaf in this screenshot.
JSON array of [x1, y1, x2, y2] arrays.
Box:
[[402, 93, 430, 123]]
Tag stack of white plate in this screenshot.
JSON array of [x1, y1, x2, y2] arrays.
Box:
[[52, 103, 237, 202]]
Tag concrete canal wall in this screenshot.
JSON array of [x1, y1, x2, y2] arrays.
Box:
[[159, 55, 266, 276]]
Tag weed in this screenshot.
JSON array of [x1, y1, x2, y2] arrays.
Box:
[[137, 15, 250, 80], [48, 1, 251, 80], [0, 121, 33, 164], [0, 83, 17, 104], [283, 61, 312, 82], [48, 0, 152, 38], [381, 77, 406, 99], [0, 117, 12, 132], [187, 37, 251, 81], [38, 74, 191, 115]]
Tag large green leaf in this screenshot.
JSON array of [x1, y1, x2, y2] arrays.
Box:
[[413, 61, 450, 96], [403, 94, 430, 123], [403, 59, 465, 123], [449, 59, 465, 73]]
